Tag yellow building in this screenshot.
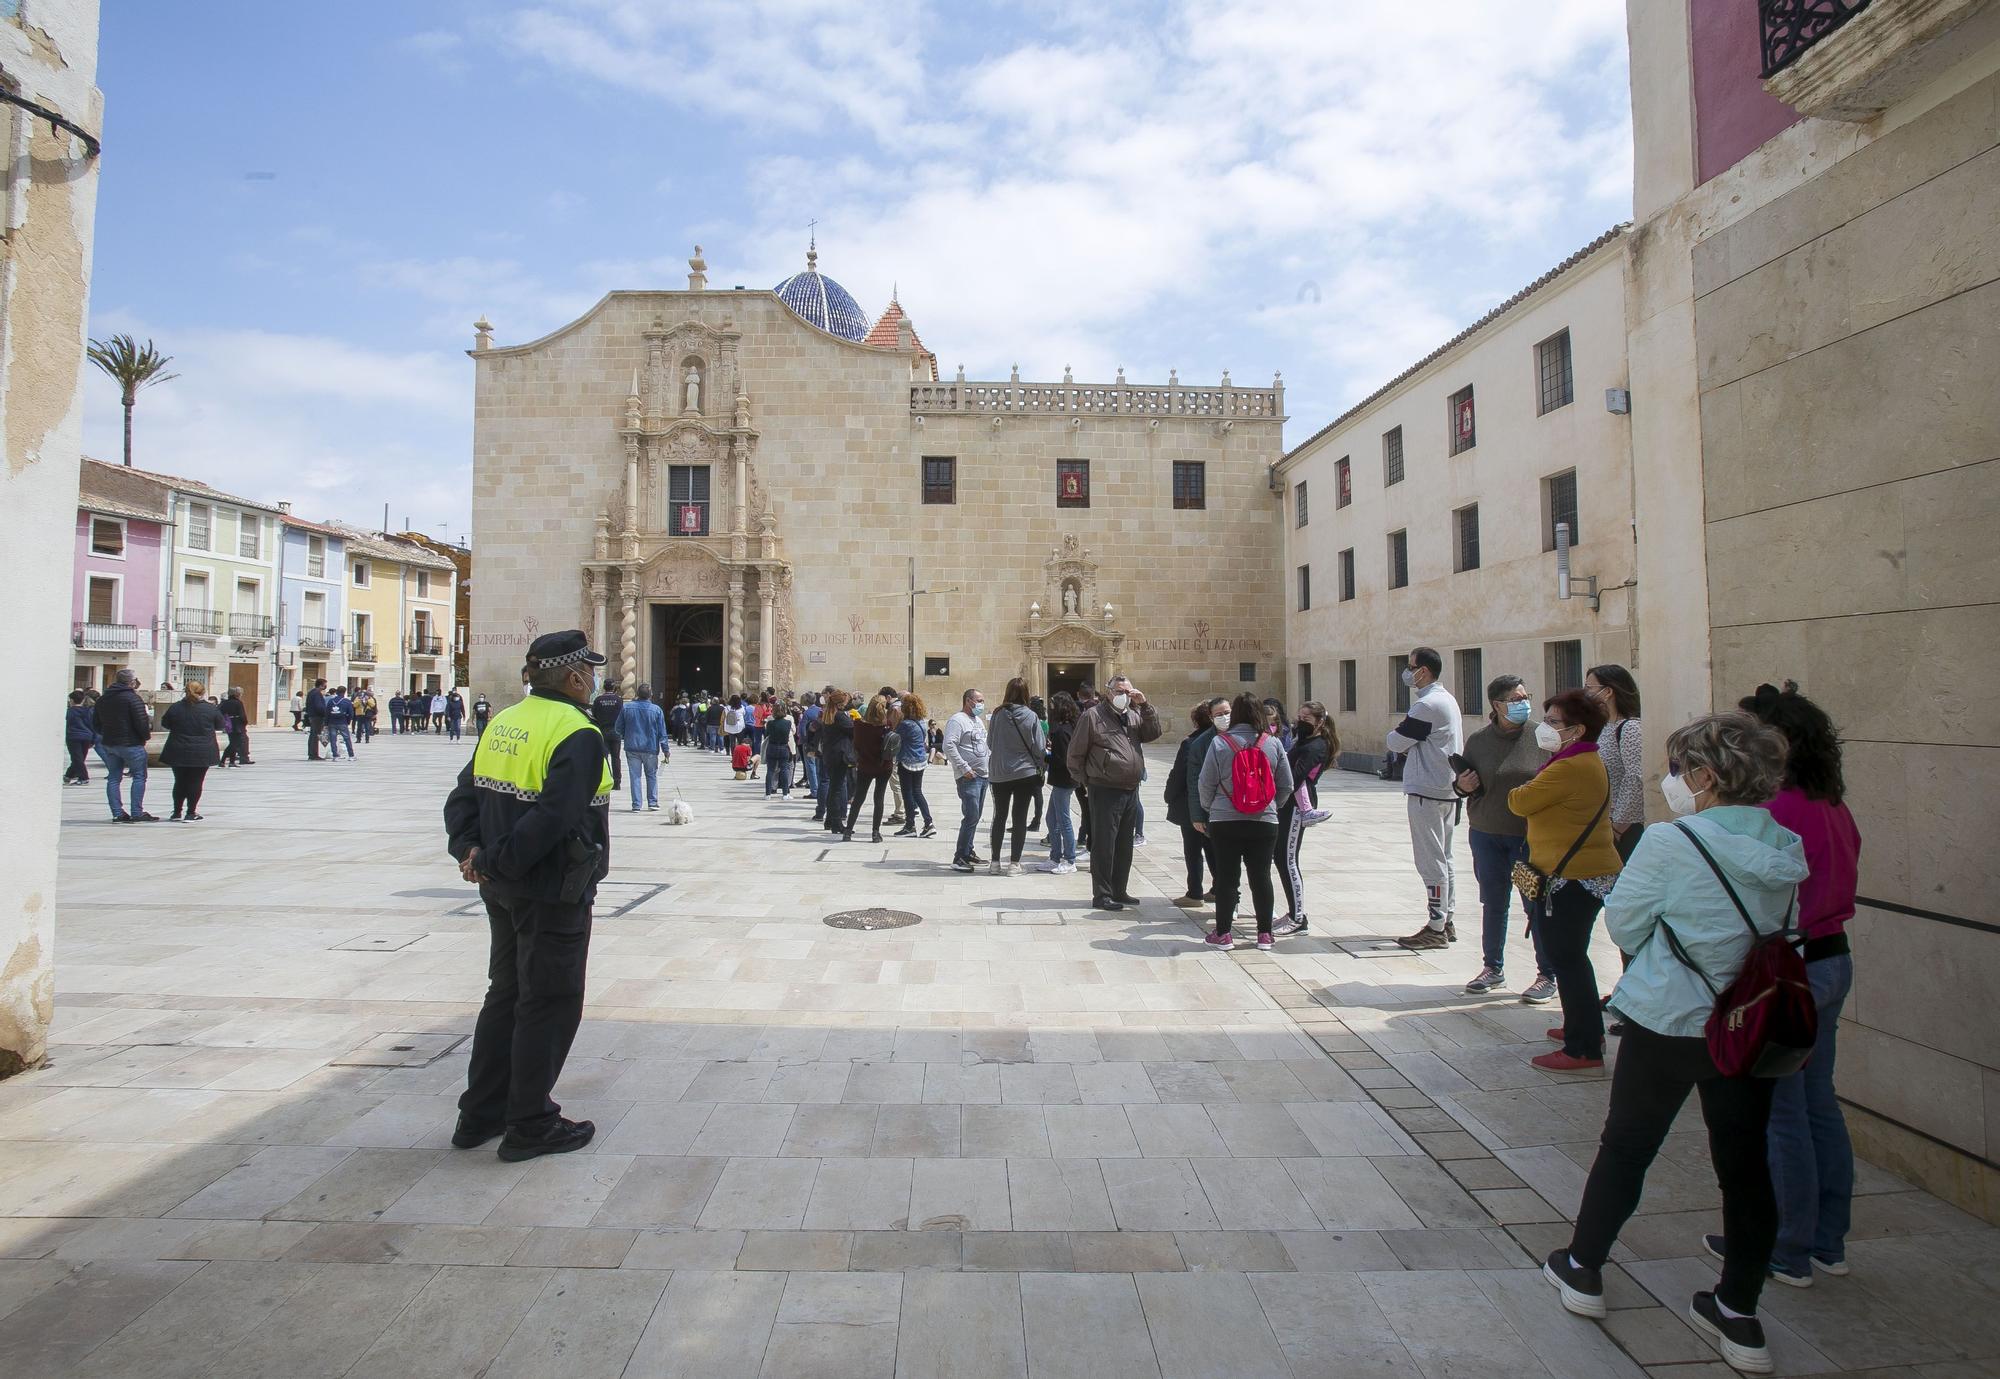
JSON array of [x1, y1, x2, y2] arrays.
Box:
[[332, 525, 458, 695]]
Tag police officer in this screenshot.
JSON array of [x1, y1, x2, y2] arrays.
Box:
[[590, 678, 626, 793], [443, 629, 613, 1161]]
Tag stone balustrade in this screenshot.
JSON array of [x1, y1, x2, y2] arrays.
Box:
[[910, 377, 1284, 420]]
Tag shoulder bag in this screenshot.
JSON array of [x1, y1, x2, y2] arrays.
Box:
[[1512, 788, 1607, 905]]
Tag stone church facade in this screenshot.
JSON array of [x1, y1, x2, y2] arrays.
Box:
[[468, 246, 1286, 711]]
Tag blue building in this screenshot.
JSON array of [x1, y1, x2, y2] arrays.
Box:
[[278, 513, 347, 703]]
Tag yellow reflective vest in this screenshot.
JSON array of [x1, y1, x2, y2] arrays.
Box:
[[471, 692, 613, 805]]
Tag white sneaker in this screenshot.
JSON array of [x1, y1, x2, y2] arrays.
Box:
[[1055, 861, 1076, 875], [1038, 860, 1066, 873], [988, 860, 1005, 876], [1002, 862, 1023, 875], [1133, 834, 1148, 847], [1301, 807, 1332, 826]]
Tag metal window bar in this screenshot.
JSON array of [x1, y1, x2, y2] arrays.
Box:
[[1172, 461, 1206, 509], [1389, 531, 1408, 589], [1449, 387, 1476, 456], [1057, 460, 1089, 508], [668, 464, 712, 536], [228, 613, 273, 640], [1456, 648, 1483, 707], [174, 609, 223, 635], [1456, 505, 1480, 573], [1339, 549, 1355, 602], [1538, 331, 1574, 414], [1760, 0, 1873, 76], [1549, 471, 1579, 548], [921, 457, 956, 504], [1295, 480, 1309, 527], [1384, 426, 1404, 485]]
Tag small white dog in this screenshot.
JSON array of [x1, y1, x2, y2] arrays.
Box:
[[665, 800, 694, 826]]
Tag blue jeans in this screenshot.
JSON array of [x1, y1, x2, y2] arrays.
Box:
[[627, 748, 659, 808], [803, 756, 822, 798], [1768, 952, 1854, 1274], [765, 751, 792, 795], [98, 743, 147, 817], [328, 723, 354, 758], [1046, 786, 1076, 863], [954, 774, 988, 863], [1468, 827, 1552, 978]]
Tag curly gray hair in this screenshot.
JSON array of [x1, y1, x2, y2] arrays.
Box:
[[1664, 712, 1789, 806]]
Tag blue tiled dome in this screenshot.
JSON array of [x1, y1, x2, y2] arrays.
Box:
[[774, 247, 870, 341]]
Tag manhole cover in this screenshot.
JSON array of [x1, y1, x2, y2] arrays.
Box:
[[823, 908, 923, 931]]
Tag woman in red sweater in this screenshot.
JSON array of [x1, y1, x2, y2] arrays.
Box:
[[1742, 681, 1861, 1287]]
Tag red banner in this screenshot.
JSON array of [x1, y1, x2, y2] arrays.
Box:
[[677, 503, 703, 533]]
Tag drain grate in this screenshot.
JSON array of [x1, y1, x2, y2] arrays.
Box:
[[823, 907, 923, 931]]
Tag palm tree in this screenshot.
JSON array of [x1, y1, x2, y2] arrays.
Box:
[[87, 334, 178, 467]]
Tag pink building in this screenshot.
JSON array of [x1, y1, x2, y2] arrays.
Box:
[[72, 458, 172, 690]]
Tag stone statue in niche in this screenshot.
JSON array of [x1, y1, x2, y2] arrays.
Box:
[[683, 366, 701, 414], [1061, 580, 1079, 617]]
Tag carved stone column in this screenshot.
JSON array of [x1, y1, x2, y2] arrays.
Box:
[[588, 572, 608, 658], [758, 579, 775, 693], [726, 573, 745, 694], [619, 579, 639, 694]]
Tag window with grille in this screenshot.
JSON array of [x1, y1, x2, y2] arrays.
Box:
[[1294, 479, 1309, 527], [1383, 426, 1404, 486], [1057, 459, 1089, 508], [1455, 648, 1484, 708], [1388, 529, 1408, 589], [1172, 461, 1206, 510], [238, 515, 260, 559], [922, 456, 956, 505], [1299, 662, 1312, 704], [1544, 469, 1579, 550], [1239, 662, 1257, 683], [1391, 656, 1411, 713], [90, 517, 124, 556], [1546, 639, 1584, 693], [669, 464, 712, 535], [1536, 329, 1574, 414], [306, 535, 325, 578], [186, 503, 211, 551], [1454, 504, 1480, 573], [1338, 548, 1355, 602], [1296, 564, 1311, 611], [1339, 659, 1357, 713], [1334, 457, 1351, 509], [1448, 385, 1476, 455]]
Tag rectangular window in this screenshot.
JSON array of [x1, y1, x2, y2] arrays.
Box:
[[1294, 479, 1309, 527], [1544, 469, 1579, 551], [1537, 328, 1574, 414], [87, 575, 117, 624], [1391, 656, 1411, 714], [923, 655, 950, 677], [238, 515, 260, 559], [1298, 662, 1312, 704], [921, 455, 956, 505], [1239, 662, 1257, 683], [1338, 548, 1355, 602], [1454, 503, 1481, 573], [668, 464, 712, 535], [1057, 459, 1090, 508], [1171, 461, 1206, 510], [1448, 385, 1476, 455], [1455, 648, 1484, 708], [416, 571, 431, 599], [183, 570, 210, 609], [186, 502, 211, 551], [1334, 458, 1351, 509], [1546, 639, 1584, 693], [1383, 426, 1404, 486], [90, 517, 125, 557], [1388, 529, 1408, 590], [1339, 659, 1357, 713], [1296, 564, 1311, 612], [352, 560, 369, 587], [306, 534, 325, 578]]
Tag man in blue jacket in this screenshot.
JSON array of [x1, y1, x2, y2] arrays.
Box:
[[614, 683, 668, 811]]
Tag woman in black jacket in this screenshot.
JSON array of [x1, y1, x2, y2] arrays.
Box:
[[816, 690, 855, 831], [64, 690, 96, 783], [160, 680, 227, 820], [1165, 699, 1219, 907], [1275, 701, 1339, 935]]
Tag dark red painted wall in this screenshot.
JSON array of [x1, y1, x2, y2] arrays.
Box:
[[1690, 0, 1807, 182]]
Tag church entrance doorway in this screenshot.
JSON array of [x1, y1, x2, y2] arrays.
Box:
[[650, 603, 723, 703], [1045, 660, 1097, 703]]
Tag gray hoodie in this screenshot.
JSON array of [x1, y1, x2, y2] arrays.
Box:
[[986, 704, 1047, 785], [1198, 726, 1295, 825]]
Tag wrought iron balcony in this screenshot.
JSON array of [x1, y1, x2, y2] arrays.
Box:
[[409, 633, 443, 656], [1760, 0, 1874, 76], [174, 609, 224, 635], [229, 613, 274, 641], [73, 621, 138, 650], [297, 625, 340, 652], [349, 642, 376, 664]]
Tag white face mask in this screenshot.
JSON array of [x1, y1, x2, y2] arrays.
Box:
[[1534, 722, 1565, 752], [1111, 692, 1131, 712], [1662, 771, 1704, 816], [1211, 712, 1232, 732]]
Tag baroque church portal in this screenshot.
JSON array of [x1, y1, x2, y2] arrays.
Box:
[[468, 244, 1287, 709]]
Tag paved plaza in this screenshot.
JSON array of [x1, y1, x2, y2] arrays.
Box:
[[1, 731, 1994, 1378]]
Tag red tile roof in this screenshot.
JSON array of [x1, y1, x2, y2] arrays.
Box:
[[862, 297, 939, 379]]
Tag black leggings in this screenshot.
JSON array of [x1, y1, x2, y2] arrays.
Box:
[[1540, 883, 1605, 1058], [1209, 819, 1278, 935], [898, 765, 933, 828], [1569, 1021, 1778, 1315], [1179, 823, 1212, 897], [990, 778, 1035, 863], [65, 740, 91, 781], [171, 765, 209, 814], [845, 771, 889, 835]]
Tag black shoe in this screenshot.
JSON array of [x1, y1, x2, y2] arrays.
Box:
[[1688, 1291, 1772, 1373], [132, 812, 159, 822], [1095, 896, 1125, 911], [496, 1117, 595, 1162], [968, 853, 985, 865], [168, 811, 182, 821], [450, 1114, 504, 1149], [893, 828, 917, 837], [184, 813, 203, 822], [1113, 893, 1140, 905], [1542, 1249, 1606, 1319], [1445, 920, 1458, 943], [112, 813, 133, 823], [870, 831, 883, 843], [920, 825, 937, 838]]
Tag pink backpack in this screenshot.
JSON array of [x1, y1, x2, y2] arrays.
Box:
[[1224, 732, 1277, 814]]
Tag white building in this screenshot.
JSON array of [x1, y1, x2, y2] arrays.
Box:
[[1276, 228, 1635, 767]]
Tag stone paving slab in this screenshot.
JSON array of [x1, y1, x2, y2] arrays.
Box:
[[3, 730, 1995, 1376]]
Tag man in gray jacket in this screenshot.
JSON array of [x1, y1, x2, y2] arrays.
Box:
[[1066, 674, 1162, 910], [1388, 646, 1464, 950]]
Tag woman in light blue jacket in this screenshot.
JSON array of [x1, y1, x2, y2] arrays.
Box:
[[1543, 713, 1807, 1377]]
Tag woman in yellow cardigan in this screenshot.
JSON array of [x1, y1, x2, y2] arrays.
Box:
[[1508, 687, 1624, 1071]]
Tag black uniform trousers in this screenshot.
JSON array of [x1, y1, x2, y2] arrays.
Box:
[[1087, 785, 1139, 902], [459, 884, 592, 1130]]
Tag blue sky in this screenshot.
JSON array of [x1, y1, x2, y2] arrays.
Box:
[[86, 1, 1633, 539]]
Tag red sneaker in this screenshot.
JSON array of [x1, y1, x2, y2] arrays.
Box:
[[1531, 1050, 1604, 1073], [1545, 1027, 1566, 1042]]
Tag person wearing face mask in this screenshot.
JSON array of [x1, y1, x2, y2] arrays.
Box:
[[1165, 698, 1223, 906], [1389, 646, 1465, 949], [1544, 714, 1804, 1376], [443, 630, 613, 1163], [1454, 674, 1559, 1001], [1587, 664, 1646, 861], [1066, 674, 1163, 910], [943, 687, 990, 872], [1506, 688, 1623, 1072], [1273, 701, 1338, 936]]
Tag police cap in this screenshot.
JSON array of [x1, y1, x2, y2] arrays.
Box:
[[525, 629, 607, 670]]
